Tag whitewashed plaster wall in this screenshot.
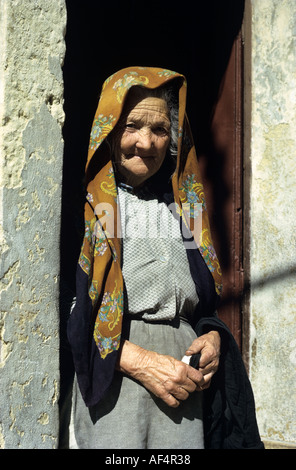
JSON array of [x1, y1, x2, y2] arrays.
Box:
[[248, 0, 296, 448], [0, 0, 66, 448]]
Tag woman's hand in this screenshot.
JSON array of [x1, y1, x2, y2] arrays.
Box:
[[184, 330, 221, 390], [116, 340, 206, 408]]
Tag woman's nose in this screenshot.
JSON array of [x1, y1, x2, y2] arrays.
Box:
[[136, 129, 154, 150]]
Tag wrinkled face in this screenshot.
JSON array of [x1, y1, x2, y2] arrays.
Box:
[[112, 90, 171, 187]]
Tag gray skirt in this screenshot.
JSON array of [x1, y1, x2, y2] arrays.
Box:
[[70, 317, 204, 449]]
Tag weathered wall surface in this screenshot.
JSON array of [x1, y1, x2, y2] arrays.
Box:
[[0, 0, 66, 448], [248, 0, 296, 448]]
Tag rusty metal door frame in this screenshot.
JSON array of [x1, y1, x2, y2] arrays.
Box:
[[199, 33, 244, 351]]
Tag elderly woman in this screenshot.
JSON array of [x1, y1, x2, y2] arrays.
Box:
[[67, 67, 263, 449]]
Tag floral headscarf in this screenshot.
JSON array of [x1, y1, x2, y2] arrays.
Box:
[[69, 67, 222, 404]]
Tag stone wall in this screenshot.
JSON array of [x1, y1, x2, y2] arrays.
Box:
[[0, 0, 66, 448], [247, 0, 296, 448]]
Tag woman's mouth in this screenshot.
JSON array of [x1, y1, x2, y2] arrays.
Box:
[[127, 154, 155, 160]]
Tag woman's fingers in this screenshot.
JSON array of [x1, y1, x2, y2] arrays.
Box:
[[186, 331, 220, 361], [163, 380, 190, 401], [151, 372, 204, 407], [117, 340, 208, 408], [134, 352, 205, 407], [185, 331, 221, 378]]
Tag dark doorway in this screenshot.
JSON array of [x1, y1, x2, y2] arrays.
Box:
[[60, 0, 245, 345], [59, 0, 245, 447]]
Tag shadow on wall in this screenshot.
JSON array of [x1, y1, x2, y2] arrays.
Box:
[[220, 265, 296, 308]]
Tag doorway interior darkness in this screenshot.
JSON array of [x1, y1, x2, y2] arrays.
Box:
[[61, 0, 246, 350]]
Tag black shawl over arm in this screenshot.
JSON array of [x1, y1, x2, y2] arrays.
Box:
[[184, 236, 264, 449], [196, 316, 264, 449]]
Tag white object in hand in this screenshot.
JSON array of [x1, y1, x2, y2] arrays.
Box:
[[181, 355, 191, 364]]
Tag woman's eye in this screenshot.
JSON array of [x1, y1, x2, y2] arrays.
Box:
[[154, 126, 169, 135], [126, 123, 136, 130]]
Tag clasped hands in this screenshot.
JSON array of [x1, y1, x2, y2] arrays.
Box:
[[116, 330, 221, 408]]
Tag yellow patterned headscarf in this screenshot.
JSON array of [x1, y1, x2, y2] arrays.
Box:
[[78, 66, 222, 360]]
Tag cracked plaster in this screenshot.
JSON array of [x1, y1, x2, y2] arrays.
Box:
[[0, 0, 66, 449]]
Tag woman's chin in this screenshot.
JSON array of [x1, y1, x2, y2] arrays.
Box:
[[119, 162, 158, 186]]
